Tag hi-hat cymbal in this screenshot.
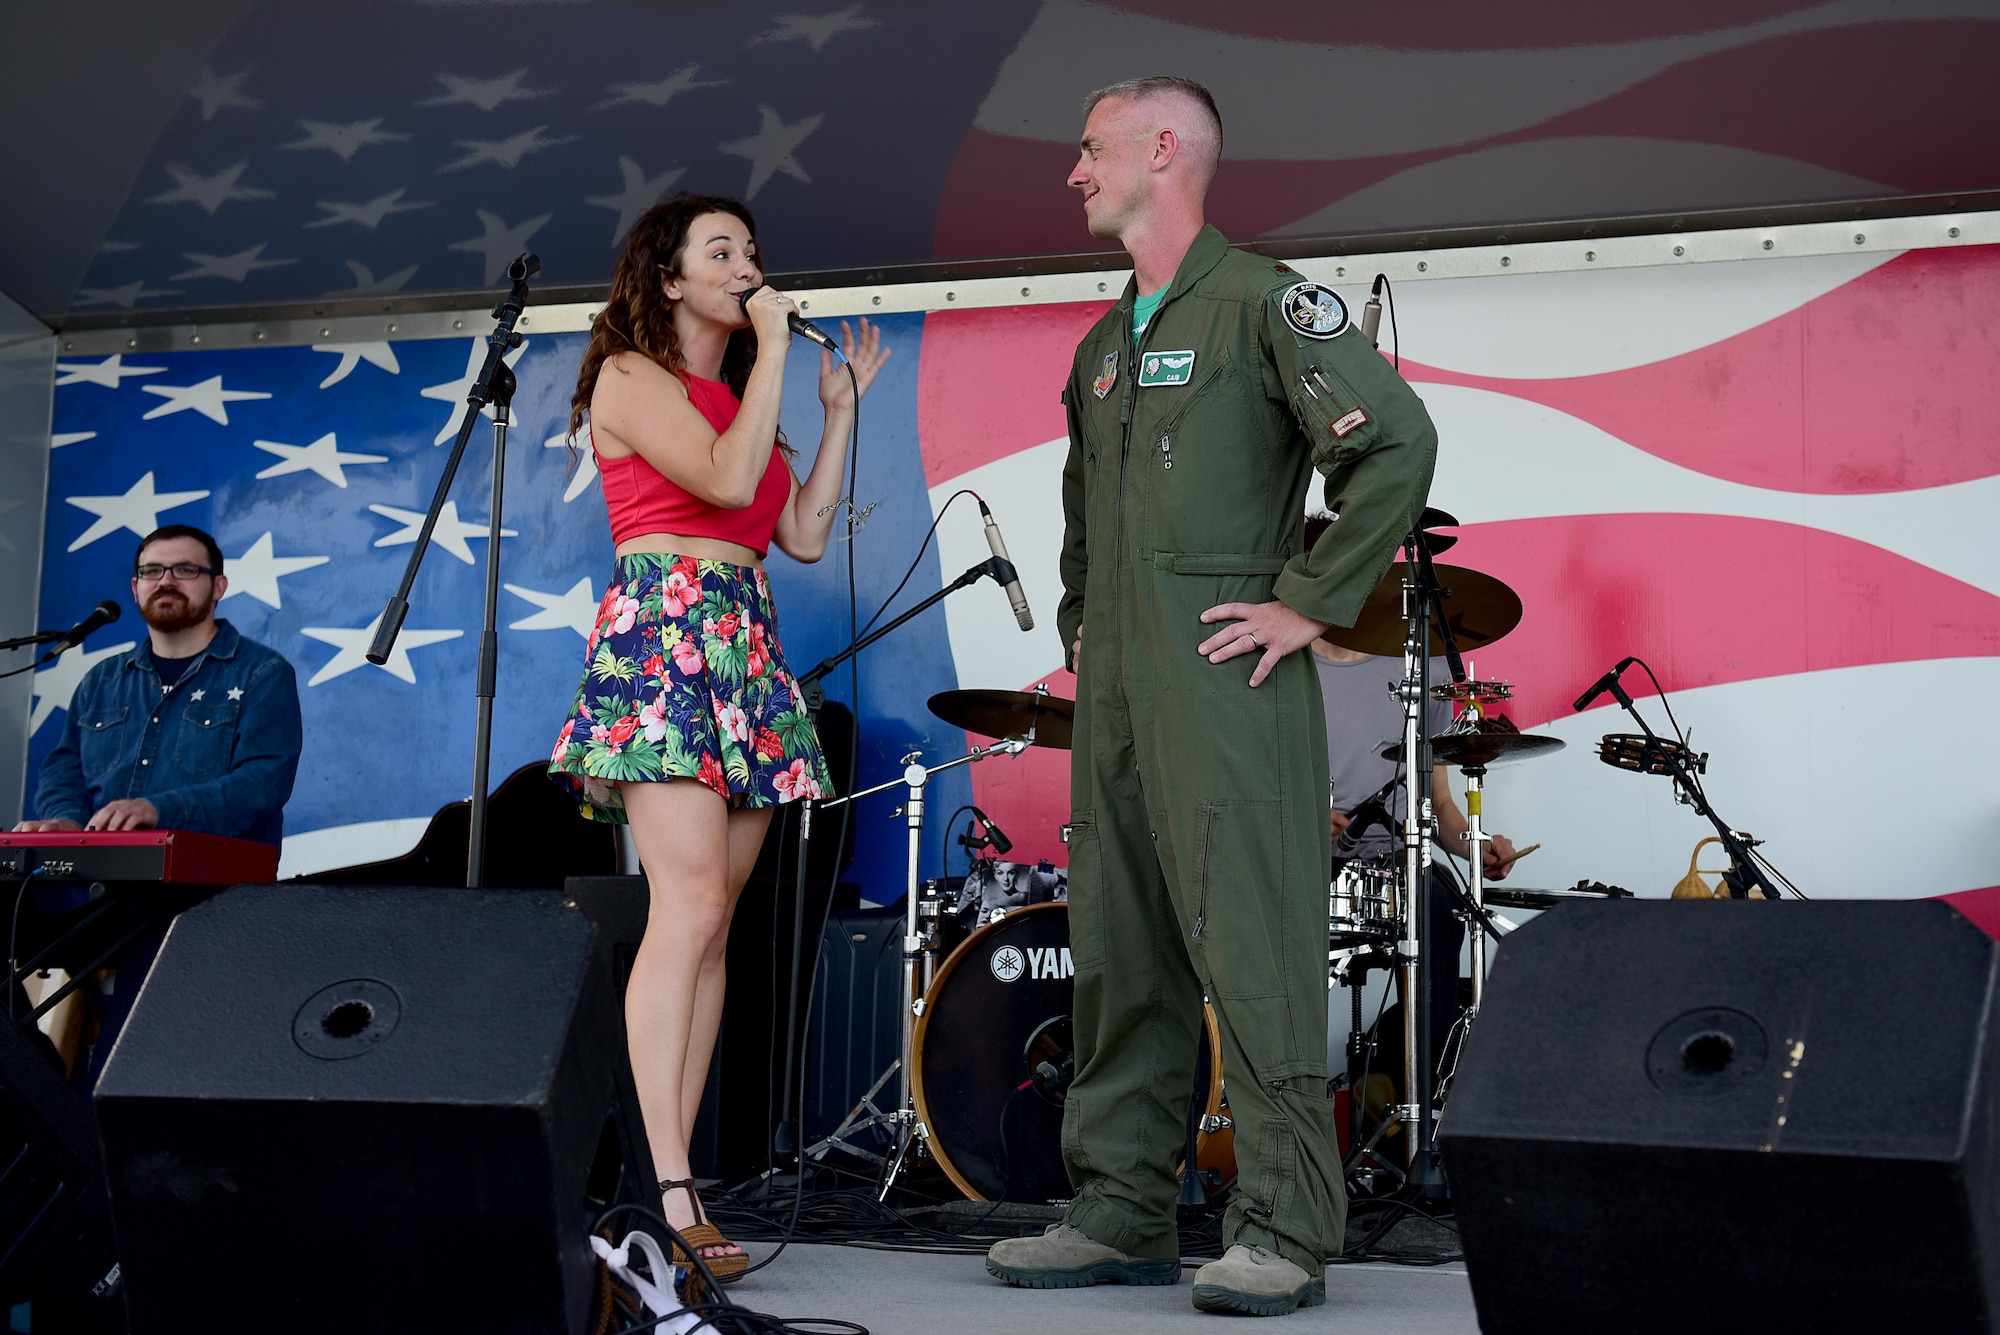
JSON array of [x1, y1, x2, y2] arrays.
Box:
[[1322, 562, 1522, 657], [1378, 732, 1565, 766], [929, 689, 1074, 750]]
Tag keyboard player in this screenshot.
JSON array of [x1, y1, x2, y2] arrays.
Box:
[[12, 525, 301, 1080]]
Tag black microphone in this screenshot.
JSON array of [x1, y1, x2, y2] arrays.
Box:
[[56, 600, 121, 652], [976, 499, 1035, 632], [1334, 775, 1399, 859], [970, 806, 1013, 857], [1573, 656, 1638, 713], [735, 284, 840, 351], [1360, 274, 1386, 347]]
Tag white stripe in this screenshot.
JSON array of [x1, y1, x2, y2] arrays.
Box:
[[1480, 658, 2000, 902], [1422, 383, 2000, 595], [976, 0, 1997, 159], [928, 438, 1072, 693], [1372, 250, 1896, 378]]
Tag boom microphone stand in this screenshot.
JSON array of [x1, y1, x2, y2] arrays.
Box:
[[767, 552, 1030, 1167], [366, 251, 538, 889]]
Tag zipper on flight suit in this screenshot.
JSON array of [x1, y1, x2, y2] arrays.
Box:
[[1153, 358, 1228, 472]]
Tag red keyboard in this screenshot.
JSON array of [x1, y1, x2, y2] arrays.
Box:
[[0, 829, 278, 884]]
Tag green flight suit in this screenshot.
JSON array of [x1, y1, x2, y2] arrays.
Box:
[[1056, 226, 1438, 1271]]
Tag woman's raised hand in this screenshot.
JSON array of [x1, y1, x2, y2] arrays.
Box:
[[819, 318, 891, 411]]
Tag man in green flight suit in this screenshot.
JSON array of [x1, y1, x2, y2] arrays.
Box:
[[984, 77, 1439, 1316]]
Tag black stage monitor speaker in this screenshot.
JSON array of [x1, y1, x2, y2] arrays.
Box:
[[95, 885, 647, 1334], [1441, 899, 2000, 1334]]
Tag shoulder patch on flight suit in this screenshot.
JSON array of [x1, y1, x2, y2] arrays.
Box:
[[1279, 281, 1349, 340]]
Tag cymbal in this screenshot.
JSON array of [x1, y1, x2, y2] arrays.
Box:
[[1321, 562, 1522, 656], [1433, 732, 1566, 767], [929, 689, 1074, 750], [1416, 507, 1459, 554]]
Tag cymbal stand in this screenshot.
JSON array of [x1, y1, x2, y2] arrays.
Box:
[[1394, 531, 1467, 1197], [804, 734, 1032, 1200]]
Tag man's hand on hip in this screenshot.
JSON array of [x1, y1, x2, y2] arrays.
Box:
[[86, 799, 159, 832], [1197, 600, 1331, 688], [12, 817, 83, 833]]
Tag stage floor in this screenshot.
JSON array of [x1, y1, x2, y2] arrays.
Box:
[[723, 1242, 1479, 1334]]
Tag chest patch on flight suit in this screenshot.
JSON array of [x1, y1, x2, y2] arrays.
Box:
[[1092, 350, 1119, 399], [1137, 350, 1195, 387], [1280, 281, 1349, 339]]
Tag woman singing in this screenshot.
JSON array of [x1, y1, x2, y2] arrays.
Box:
[[550, 193, 888, 1278]]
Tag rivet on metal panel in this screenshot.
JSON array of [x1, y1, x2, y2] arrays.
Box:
[[127, 338, 137, 349], [1500, 256, 1511, 267], [947, 291, 957, 301], [800, 300, 810, 310], [189, 334, 201, 345], [1416, 262, 1427, 272], [1762, 239, 1774, 250], [1854, 234, 1866, 245], [1949, 226, 1962, 238], [453, 319, 463, 329], [1021, 286, 1031, 297], [320, 327, 331, 336], [255, 330, 266, 340], [386, 323, 397, 333], [1097, 282, 1106, 292], [1585, 251, 1596, 262], [1673, 246, 1685, 257], [1335, 267, 1345, 277], [871, 295, 881, 306], [63, 340, 74, 350]]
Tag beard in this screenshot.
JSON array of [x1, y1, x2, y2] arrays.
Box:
[[141, 587, 213, 634]]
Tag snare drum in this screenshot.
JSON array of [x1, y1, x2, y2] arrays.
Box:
[[1330, 856, 1401, 944]]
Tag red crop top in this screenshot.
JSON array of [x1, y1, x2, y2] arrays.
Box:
[[595, 373, 793, 557]]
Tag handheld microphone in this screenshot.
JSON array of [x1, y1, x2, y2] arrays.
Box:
[[736, 284, 840, 352], [1573, 656, 1638, 713], [969, 806, 1013, 857], [56, 600, 121, 652], [977, 499, 1035, 632], [1359, 274, 1385, 347], [1334, 775, 1399, 859]]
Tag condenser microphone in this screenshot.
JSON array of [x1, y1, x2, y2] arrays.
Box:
[[977, 499, 1035, 632], [56, 600, 121, 652], [1360, 274, 1385, 347], [735, 284, 840, 351], [1573, 656, 1638, 713]]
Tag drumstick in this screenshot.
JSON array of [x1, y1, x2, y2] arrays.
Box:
[[1491, 842, 1541, 871]]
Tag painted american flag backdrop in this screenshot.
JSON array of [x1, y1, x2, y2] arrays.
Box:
[[32, 240, 2000, 902], [41, 0, 2000, 318]]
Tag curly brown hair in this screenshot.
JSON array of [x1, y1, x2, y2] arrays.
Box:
[[567, 192, 769, 449]]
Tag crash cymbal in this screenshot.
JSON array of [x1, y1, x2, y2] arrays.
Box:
[[1321, 562, 1522, 657], [928, 689, 1074, 750], [1416, 507, 1459, 554]]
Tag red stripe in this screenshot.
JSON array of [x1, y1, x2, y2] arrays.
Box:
[[1442, 514, 2000, 729], [916, 302, 1111, 482], [963, 669, 1075, 870], [1406, 247, 2000, 494]]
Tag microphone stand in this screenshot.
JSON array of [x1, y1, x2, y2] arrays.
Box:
[[768, 553, 1024, 1167], [365, 252, 538, 889], [1603, 679, 1784, 900]]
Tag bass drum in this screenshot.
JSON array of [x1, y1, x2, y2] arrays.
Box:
[[912, 902, 1233, 1203]]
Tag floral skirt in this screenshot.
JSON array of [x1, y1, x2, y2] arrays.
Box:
[[549, 553, 830, 822]]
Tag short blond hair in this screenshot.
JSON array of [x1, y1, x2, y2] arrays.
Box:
[[1084, 75, 1222, 188]]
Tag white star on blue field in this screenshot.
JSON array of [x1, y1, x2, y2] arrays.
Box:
[[71, 2, 1041, 311]]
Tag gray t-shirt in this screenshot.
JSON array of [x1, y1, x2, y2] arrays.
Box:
[[1313, 650, 1450, 860]]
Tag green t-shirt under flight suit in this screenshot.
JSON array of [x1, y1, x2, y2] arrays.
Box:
[[1054, 225, 1438, 1272]]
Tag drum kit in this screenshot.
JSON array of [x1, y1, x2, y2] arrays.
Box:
[[803, 511, 1613, 1206]]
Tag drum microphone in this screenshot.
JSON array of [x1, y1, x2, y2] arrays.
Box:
[[1573, 656, 1638, 712], [735, 284, 840, 351], [56, 600, 122, 652], [959, 805, 1013, 857], [976, 498, 1035, 632], [1360, 274, 1386, 347], [1334, 775, 1398, 859]]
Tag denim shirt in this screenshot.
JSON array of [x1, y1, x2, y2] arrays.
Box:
[[34, 620, 303, 848]]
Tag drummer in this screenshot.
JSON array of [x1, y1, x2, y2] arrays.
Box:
[[1308, 514, 1519, 1070]]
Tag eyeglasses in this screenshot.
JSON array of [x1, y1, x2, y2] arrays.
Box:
[[135, 563, 218, 582]]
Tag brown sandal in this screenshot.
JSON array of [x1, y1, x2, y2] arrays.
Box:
[[658, 1178, 749, 1287]]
